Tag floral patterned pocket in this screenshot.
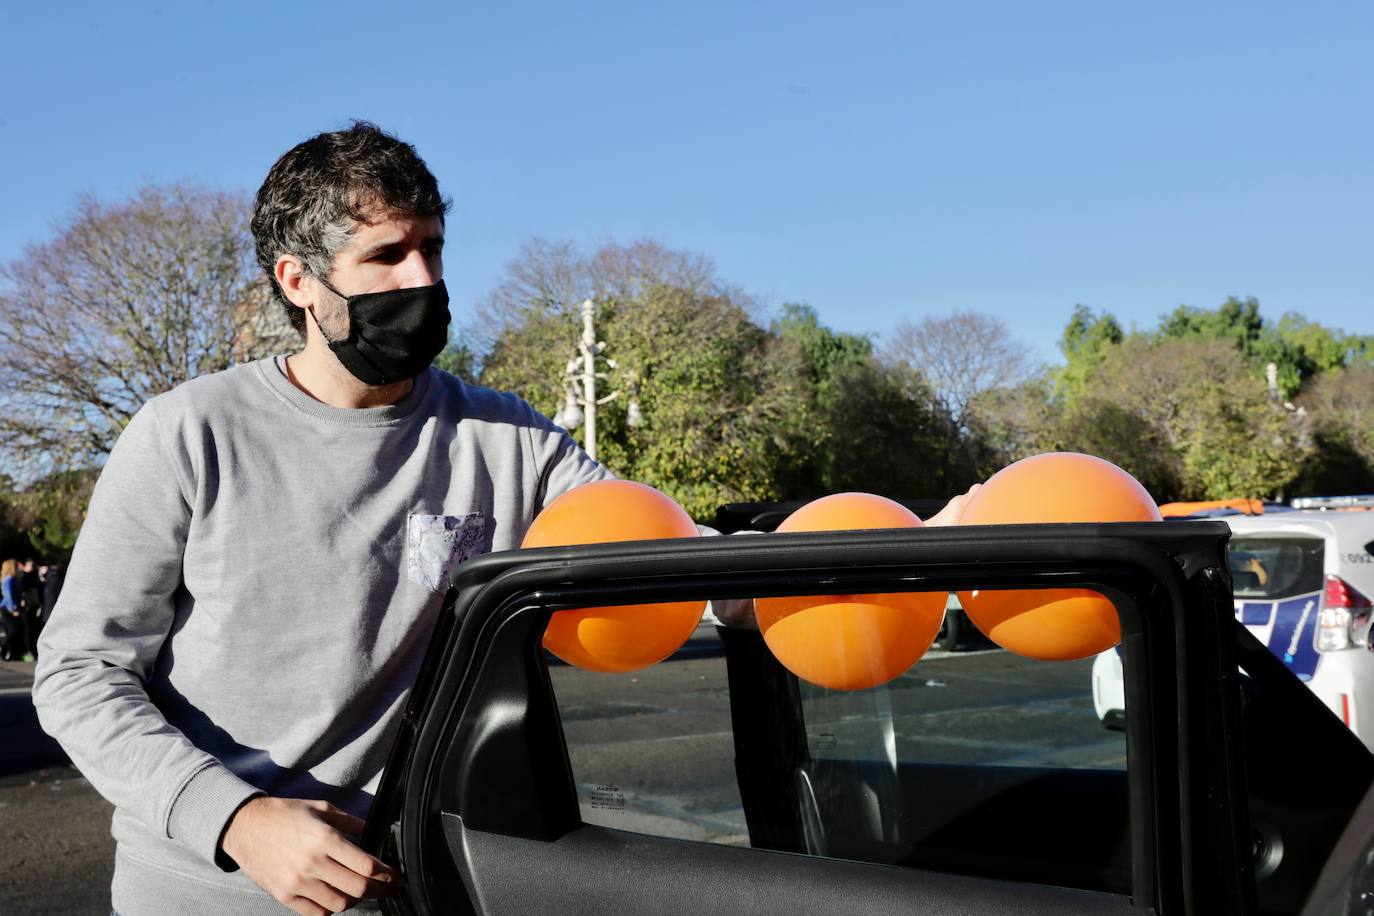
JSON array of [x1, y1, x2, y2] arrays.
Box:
[[407, 512, 489, 592]]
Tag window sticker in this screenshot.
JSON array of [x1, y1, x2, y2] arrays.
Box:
[[588, 784, 626, 812], [407, 512, 489, 592]]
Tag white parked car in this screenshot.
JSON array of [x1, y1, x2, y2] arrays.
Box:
[[1094, 496, 1374, 748]]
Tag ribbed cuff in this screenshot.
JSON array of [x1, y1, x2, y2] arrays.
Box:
[[165, 763, 264, 871]]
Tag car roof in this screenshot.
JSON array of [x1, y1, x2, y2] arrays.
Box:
[[1217, 511, 1374, 598], [1220, 510, 1374, 548]]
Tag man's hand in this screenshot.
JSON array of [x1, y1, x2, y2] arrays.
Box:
[[220, 795, 400, 915], [924, 484, 982, 527], [711, 597, 757, 630]]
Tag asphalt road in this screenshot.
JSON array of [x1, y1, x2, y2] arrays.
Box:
[[0, 629, 1117, 913], [550, 629, 1120, 844], [0, 659, 117, 916]]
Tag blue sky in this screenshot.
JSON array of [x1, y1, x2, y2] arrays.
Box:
[[2, 1, 1370, 364]]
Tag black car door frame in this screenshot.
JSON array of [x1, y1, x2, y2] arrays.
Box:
[[366, 521, 1255, 915]]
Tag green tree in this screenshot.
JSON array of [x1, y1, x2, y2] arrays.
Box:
[[1292, 364, 1374, 495], [595, 286, 809, 516], [1154, 297, 1372, 400], [767, 304, 870, 496], [771, 304, 972, 499], [472, 237, 747, 422], [1258, 314, 1374, 400], [965, 374, 1066, 477], [433, 330, 477, 382], [812, 360, 970, 499], [0, 469, 97, 560], [1055, 399, 1182, 501], [1157, 296, 1265, 353], [1039, 300, 1374, 500], [1055, 305, 1125, 404], [0, 476, 36, 560], [475, 242, 977, 514], [774, 303, 872, 400], [1066, 338, 1308, 500], [480, 278, 801, 518]]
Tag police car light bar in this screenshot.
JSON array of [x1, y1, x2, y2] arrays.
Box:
[[1291, 495, 1374, 510]]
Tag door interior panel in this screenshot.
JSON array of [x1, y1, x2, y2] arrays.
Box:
[[1233, 626, 1374, 913], [448, 817, 1138, 916], [800, 760, 1130, 894]]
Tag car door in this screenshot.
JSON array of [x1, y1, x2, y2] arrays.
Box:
[[365, 520, 1371, 915]]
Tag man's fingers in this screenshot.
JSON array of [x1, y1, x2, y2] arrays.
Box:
[[926, 483, 981, 527], [323, 828, 400, 883], [313, 804, 367, 838], [298, 878, 352, 914], [314, 856, 371, 901], [287, 897, 331, 916], [225, 796, 401, 911], [316, 856, 399, 901]]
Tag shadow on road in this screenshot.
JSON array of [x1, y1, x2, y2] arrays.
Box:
[[0, 694, 70, 778]]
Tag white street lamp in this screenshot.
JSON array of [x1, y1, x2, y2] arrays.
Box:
[[556, 298, 641, 461], [558, 390, 583, 430]]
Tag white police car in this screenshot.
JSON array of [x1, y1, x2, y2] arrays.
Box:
[[1094, 495, 1374, 748]]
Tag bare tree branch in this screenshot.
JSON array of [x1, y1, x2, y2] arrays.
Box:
[[0, 185, 285, 482], [468, 238, 754, 355], [880, 311, 1035, 430]]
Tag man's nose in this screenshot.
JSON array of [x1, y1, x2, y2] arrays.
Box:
[[398, 250, 438, 288]]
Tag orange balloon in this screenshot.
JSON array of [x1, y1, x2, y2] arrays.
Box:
[[523, 480, 705, 672], [956, 452, 1161, 660], [755, 493, 946, 690]]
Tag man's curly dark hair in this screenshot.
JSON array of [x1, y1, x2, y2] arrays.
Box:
[[251, 121, 451, 337]]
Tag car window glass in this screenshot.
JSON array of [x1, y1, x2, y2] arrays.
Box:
[[1228, 536, 1325, 599], [547, 622, 747, 846], [544, 591, 1131, 895], [800, 641, 1126, 771]]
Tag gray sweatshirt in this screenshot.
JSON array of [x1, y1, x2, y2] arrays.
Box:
[[32, 357, 609, 915]]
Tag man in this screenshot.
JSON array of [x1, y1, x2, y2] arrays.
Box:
[[19, 558, 42, 653], [38, 560, 63, 634], [35, 121, 977, 916], [34, 122, 610, 915]]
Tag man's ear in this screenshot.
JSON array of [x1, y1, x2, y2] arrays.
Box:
[[274, 255, 316, 311]]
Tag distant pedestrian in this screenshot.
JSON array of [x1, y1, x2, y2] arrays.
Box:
[[36, 562, 62, 646], [19, 558, 42, 657], [40, 561, 64, 623], [0, 558, 31, 661]]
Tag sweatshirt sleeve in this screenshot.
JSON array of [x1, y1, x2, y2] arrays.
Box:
[[32, 400, 262, 869], [526, 405, 616, 508]]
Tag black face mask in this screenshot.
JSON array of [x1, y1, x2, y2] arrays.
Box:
[[314, 278, 451, 386]]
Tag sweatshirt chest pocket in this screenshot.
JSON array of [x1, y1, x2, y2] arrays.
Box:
[[407, 512, 490, 592]]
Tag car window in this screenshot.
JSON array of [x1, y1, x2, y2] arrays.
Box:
[[799, 647, 1125, 771], [547, 625, 747, 847], [1228, 536, 1325, 599], [545, 593, 1131, 895]]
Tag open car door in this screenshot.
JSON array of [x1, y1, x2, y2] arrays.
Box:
[[365, 521, 1373, 915]]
